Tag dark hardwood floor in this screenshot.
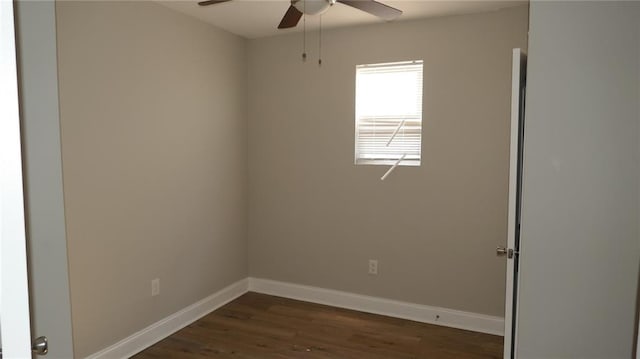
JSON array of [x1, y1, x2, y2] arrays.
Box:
[[133, 292, 502, 359]]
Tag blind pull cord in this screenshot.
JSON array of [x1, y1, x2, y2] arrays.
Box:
[[386, 119, 406, 147], [381, 154, 406, 181], [302, 0, 307, 62], [318, 15, 322, 67]]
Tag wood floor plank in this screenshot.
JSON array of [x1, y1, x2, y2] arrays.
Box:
[[132, 292, 503, 359]]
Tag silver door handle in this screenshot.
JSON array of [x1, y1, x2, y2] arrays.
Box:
[[496, 246, 508, 256], [0, 336, 47, 358], [32, 336, 48, 355], [497, 246, 517, 259]]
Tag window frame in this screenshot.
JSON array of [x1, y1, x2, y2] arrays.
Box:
[[354, 60, 424, 167]]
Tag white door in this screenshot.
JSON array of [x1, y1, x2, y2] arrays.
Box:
[[0, 0, 34, 357], [2, 1, 75, 357], [14, 0, 75, 356], [502, 48, 527, 359]]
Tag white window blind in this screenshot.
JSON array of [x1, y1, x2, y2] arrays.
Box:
[[355, 60, 423, 166]]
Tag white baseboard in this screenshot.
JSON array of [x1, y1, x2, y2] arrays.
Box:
[[86, 276, 503, 358], [248, 277, 504, 336], [85, 278, 249, 359]]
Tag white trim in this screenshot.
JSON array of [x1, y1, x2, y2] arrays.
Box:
[[248, 277, 504, 336], [85, 278, 249, 359], [504, 47, 525, 358]]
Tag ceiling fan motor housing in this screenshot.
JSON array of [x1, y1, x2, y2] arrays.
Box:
[[292, 0, 337, 15]]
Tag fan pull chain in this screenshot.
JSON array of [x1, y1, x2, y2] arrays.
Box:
[[318, 15, 322, 66], [302, 0, 307, 62]]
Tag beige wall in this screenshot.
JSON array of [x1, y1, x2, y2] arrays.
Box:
[[247, 6, 528, 317], [55, 2, 248, 357]]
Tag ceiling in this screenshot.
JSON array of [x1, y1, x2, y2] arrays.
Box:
[[158, 0, 527, 39]]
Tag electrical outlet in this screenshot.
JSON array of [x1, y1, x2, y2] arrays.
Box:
[[368, 259, 378, 275], [151, 278, 160, 296]]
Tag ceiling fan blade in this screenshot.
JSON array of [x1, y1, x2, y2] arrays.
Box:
[[337, 0, 402, 21], [278, 5, 303, 29], [198, 0, 232, 6]]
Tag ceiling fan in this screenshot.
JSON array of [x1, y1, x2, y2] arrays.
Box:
[[197, 0, 403, 29]]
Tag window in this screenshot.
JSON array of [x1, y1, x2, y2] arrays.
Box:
[[354, 60, 423, 166]]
